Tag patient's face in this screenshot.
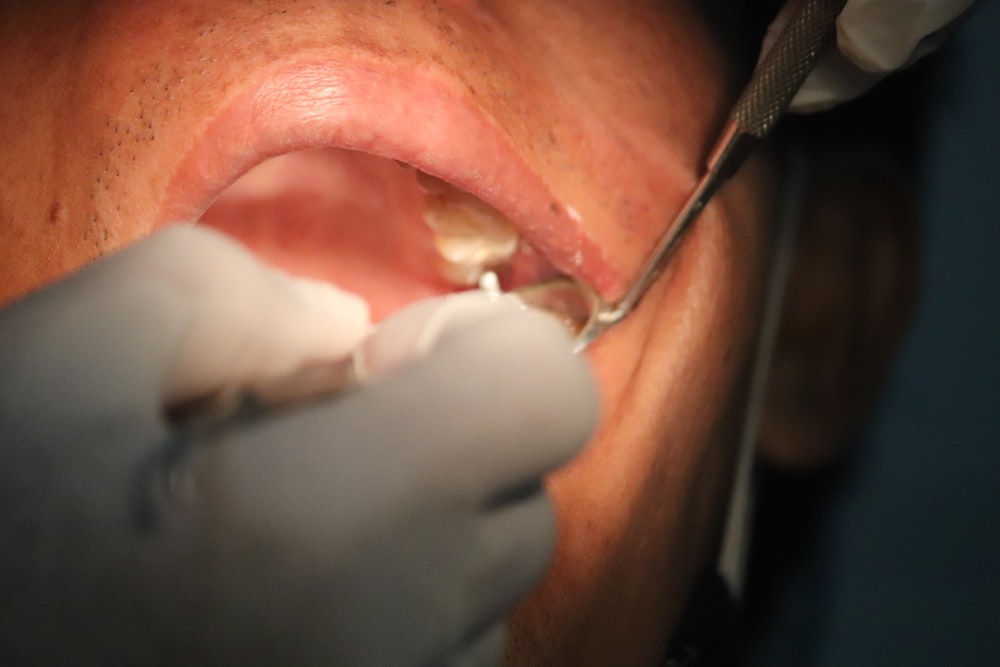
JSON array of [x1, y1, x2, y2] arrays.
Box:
[[0, 1, 778, 664]]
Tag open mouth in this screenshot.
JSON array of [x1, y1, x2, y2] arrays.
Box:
[[195, 148, 567, 322], [156, 57, 618, 324]]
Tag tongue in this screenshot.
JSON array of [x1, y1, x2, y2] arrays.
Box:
[[198, 148, 452, 321]]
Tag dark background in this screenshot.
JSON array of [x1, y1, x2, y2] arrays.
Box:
[[745, 1, 1000, 664]]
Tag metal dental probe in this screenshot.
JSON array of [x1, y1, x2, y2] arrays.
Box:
[[167, 0, 846, 430], [555, 0, 849, 352]]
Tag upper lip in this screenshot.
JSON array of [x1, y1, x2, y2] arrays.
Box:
[[158, 53, 621, 298]]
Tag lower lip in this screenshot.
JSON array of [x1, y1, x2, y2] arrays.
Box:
[[157, 55, 619, 298]]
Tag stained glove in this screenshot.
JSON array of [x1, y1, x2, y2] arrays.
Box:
[[767, 0, 977, 112], [0, 224, 597, 666]]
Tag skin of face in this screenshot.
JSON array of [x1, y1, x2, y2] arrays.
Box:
[[0, 1, 782, 664]]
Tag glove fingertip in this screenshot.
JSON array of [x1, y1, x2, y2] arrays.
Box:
[[276, 273, 372, 356], [790, 48, 885, 113], [467, 309, 600, 462]]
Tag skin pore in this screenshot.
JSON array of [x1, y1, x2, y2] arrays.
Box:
[[0, 1, 784, 665]]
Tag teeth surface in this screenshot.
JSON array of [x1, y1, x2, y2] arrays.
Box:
[[418, 171, 519, 286]]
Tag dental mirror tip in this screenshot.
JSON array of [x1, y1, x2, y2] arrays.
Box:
[[477, 269, 599, 349], [511, 278, 601, 348]]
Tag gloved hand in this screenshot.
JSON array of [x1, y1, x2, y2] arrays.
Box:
[[767, 0, 977, 112], [0, 225, 597, 666]]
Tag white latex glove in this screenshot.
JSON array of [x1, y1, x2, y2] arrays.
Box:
[[0, 225, 597, 666], [767, 0, 978, 112]]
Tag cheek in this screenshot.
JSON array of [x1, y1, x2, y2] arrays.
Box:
[[552, 213, 758, 567], [506, 161, 776, 664], [0, 173, 158, 306]]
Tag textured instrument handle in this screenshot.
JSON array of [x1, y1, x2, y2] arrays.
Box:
[[732, 0, 848, 137]]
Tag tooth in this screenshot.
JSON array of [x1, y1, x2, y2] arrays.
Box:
[[426, 205, 518, 270], [418, 172, 519, 286]]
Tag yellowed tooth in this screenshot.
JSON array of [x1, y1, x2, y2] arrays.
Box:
[[418, 172, 519, 286]]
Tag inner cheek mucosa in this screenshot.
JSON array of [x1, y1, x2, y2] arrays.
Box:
[[197, 147, 559, 321]]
